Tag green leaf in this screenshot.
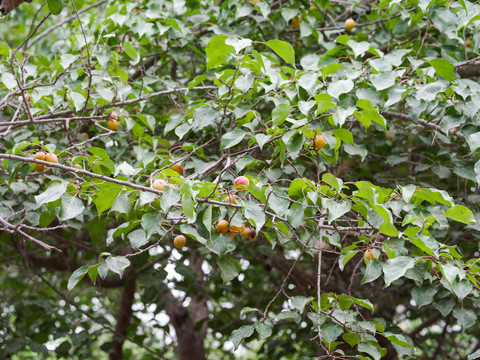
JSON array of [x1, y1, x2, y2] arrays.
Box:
[[358, 341, 381, 360], [94, 184, 123, 216], [111, 193, 130, 214], [123, 41, 139, 63], [128, 229, 147, 249], [35, 182, 67, 209], [254, 320, 273, 339], [411, 285, 438, 307], [240, 307, 259, 316], [401, 184, 416, 203], [451, 279, 473, 301], [410, 235, 438, 255], [105, 256, 130, 278], [314, 93, 335, 113], [452, 308, 476, 329], [207, 235, 236, 258], [339, 248, 358, 271], [322, 199, 352, 224], [272, 103, 292, 127], [67, 265, 90, 291], [206, 35, 234, 69], [0, 41, 10, 57], [383, 256, 415, 286], [87, 264, 99, 285], [243, 200, 265, 232], [231, 325, 254, 349], [221, 128, 246, 149], [142, 213, 164, 238], [322, 173, 342, 193], [343, 332, 361, 347], [444, 205, 476, 224], [370, 71, 397, 91], [290, 296, 314, 312], [350, 297, 374, 312], [265, 40, 295, 66], [361, 260, 382, 284], [416, 82, 446, 102], [441, 263, 459, 284], [47, 0, 63, 15], [435, 297, 455, 317], [429, 59, 455, 81], [225, 36, 252, 53], [378, 222, 399, 237], [217, 256, 240, 283], [182, 194, 195, 223], [327, 79, 353, 99], [322, 323, 343, 343], [59, 194, 85, 221], [202, 205, 212, 237], [70, 91, 85, 111], [384, 332, 414, 349], [276, 310, 301, 324], [468, 348, 480, 360], [160, 188, 181, 212], [467, 131, 480, 152]]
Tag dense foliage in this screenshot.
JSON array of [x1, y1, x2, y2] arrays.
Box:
[[1, 0, 480, 359]]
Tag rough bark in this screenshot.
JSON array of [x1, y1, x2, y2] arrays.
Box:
[[456, 63, 480, 78], [157, 248, 208, 360], [163, 291, 207, 360], [109, 277, 137, 360]]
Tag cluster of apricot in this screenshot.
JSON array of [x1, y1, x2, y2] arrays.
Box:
[[216, 219, 257, 241], [215, 176, 257, 241], [151, 163, 184, 191], [34, 151, 58, 172]]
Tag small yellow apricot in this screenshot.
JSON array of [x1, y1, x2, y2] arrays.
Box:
[[345, 18, 355, 31], [174, 235, 186, 249], [172, 164, 184, 175], [216, 220, 229, 234], [45, 153, 58, 163]]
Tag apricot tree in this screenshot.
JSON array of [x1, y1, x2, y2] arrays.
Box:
[[1, 1, 480, 359]]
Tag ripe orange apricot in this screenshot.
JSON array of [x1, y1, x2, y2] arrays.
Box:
[[228, 224, 245, 240], [174, 235, 186, 249], [216, 220, 229, 234], [35, 163, 46, 172], [314, 135, 326, 149], [81, 132, 89, 139], [234, 176, 249, 191], [241, 227, 257, 240], [152, 179, 173, 191], [364, 249, 380, 263], [108, 119, 118, 131], [345, 18, 355, 31], [291, 16, 301, 28], [172, 164, 183, 175], [34, 152, 46, 161], [45, 153, 58, 164]]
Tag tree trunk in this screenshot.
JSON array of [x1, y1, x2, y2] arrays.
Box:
[[109, 277, 137, 360]]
